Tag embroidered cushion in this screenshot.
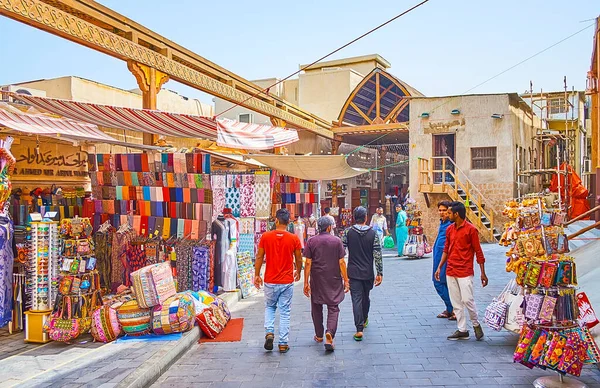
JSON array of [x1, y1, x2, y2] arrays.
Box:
[[130, 262, 176, 308], [91, 305, 121, 343], [195, 307, 223, 339], [117, 300, 151, 336], [151, 292, 195, 335]]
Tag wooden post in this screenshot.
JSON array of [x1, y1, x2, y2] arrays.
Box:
[[127, 60, 169, 145], [331, 136, 343, 207], [441, 157, 447, 191]]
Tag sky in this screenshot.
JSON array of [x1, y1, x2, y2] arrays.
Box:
[[0, 0, 599, 106]]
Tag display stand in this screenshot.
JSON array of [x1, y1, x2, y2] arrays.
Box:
[[29, 221, 59, 311], [503, 195, 594, 387], [24, 310, 51, 343], [404, 199, 429, 258], [533, 374, 587, 388]]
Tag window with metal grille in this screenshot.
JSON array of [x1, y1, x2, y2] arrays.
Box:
[[471, 147, 497, 170], [548, 97, 568, 115]]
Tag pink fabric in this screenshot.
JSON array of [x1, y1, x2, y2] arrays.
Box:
[[240, 175, 256, 217]]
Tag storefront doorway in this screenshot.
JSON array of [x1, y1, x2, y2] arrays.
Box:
[[433, 134, 455, 184]]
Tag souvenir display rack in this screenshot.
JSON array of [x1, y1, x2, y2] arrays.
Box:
[[29, 221, 59, 311], [502, 195, 599, 386], [50, 217, 99, 341], [404, 199, 429, 258]]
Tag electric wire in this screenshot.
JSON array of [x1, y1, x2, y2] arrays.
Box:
[[214, 0, 430, 118]]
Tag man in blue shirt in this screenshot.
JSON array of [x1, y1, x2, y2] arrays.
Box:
[[433, 201, 454, 320]]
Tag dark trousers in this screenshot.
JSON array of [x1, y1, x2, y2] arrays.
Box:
[[434, 280, 453, 314], [350, 278, 373, 332], [311, 302, 340, 338]]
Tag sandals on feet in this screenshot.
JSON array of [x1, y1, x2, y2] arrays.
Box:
[[314, 335, 323, 343], [437, 311, 451, 319], [353, 332, 363, 342], [324, 332, 334, 352], [448, 313, 457, 321], [279, 344, 290, 353]]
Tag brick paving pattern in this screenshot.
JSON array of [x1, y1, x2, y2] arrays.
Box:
[[154, 244, 600, 388]]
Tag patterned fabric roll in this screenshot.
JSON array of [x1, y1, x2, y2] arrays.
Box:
[[91, 305, 122, 343], [117, 300, 151, 336]]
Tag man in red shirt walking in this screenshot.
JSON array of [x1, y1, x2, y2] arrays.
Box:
[[254, 208, 303, 353], [435, 202, 488, 341]]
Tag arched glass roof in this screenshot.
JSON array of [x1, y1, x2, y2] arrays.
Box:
[[337, 68, 421, 127]]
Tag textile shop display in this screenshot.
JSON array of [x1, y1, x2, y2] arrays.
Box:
[[195, 293, 232, 339], [498, 195, 600, 383], [272, 175, 319, 219], [88, 153, 212, 239]]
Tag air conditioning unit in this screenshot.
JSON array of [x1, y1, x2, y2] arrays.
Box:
[[1, 85, 47, 103], [583, 159, 592, 174]]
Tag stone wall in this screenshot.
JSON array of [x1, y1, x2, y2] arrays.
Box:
[[477, 182, 514, 228], [413, 193, 451, 243]]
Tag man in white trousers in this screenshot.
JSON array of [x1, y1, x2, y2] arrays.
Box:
[[435, 202, 488, 341]]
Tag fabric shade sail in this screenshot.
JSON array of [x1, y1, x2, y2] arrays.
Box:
[[247, 155, 369, 180], [12, 94, 299, 150], [0, 102, 119, 143]]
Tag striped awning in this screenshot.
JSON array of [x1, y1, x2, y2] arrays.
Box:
[[12, 94, 299, 150], [0, 102, 119, 143]]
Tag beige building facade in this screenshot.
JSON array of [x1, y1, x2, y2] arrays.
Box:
[[409, 93, 540, 240]]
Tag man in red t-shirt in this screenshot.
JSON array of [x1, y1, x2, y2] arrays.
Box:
[[435, 202, 488, 341], [254, 208, 302, 353]]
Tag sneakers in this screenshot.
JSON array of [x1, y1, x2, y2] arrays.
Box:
[[447, 330, 470, 341], [474, 324, 484, 341]]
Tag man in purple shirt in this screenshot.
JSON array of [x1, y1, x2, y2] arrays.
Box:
[[303, 217, 349, 351]]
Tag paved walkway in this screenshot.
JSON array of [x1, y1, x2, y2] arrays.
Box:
[[153, 244, 600, 388]]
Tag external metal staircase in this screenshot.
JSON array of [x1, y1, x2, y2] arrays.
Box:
[[418, 157, 501, 243]]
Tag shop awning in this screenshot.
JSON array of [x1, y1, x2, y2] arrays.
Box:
[[0, 102, 120, 143], [247, 155, 369, 180], [11, 94, 299, 150]]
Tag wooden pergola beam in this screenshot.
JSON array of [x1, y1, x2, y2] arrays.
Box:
[[332, 122, 409, 135], [0, 0, 333, 138]]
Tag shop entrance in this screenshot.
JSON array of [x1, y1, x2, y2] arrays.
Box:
[[433, 134, 456, 184]]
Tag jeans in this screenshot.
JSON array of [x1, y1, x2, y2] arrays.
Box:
[[447, 275, 480, 332], [311, 302, 340, 339], [350, 278, 373, 332], [264, 283, 294, 345]]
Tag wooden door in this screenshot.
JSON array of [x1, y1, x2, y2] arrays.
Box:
[[369, 189, 380, 217], [351, 189, 361, 210]]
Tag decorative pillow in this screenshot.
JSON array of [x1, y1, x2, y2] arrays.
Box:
[[151, 261, 177, 305], [117, 300, 152, 336], [196, 290, 216, 305], [195, 307, 223, 339], [210, 302, 229, 328], [91, 305, 122, 343], [213, 298, 231, 322], [151, 293, 195, 335], [130, 266, 159, 308]]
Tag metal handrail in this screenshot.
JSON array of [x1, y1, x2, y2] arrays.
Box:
[[564, 205, 600, 226], [430, 156, 496, 210], [418, 157, 498, 240]]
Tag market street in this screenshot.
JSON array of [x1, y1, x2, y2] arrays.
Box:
[[153, 245, 600, 388]]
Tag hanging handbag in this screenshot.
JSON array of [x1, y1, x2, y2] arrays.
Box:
[[484, 281, 511, 331], [423, 235, 432, 254], [45, 296, 82, 342], [77, 239, 92, 256], [402, 235, 418, 257], [416, 239, 425, 258]]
